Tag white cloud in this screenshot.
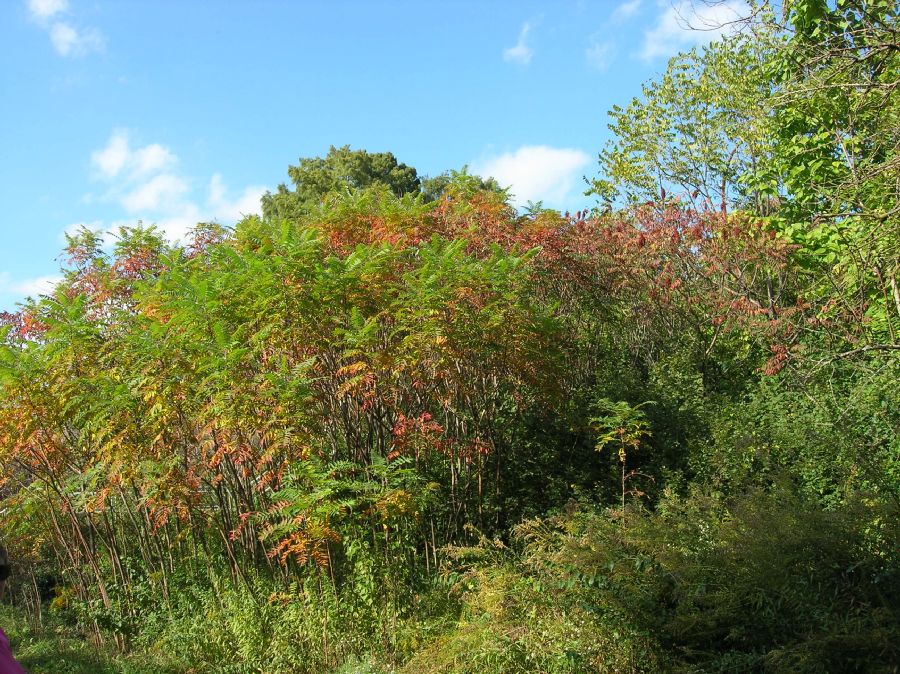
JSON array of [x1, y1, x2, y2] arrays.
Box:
[[81, 130, 268, 244], [121, 174, 190, 212], [14, 274, 63, 297], [91, 130, 176, 180], [612, 0, 642, 22], [0, 272, 63, 299], [27, 0, 68, 20], [471, 145, 591, 208], [207, 174, 265, 223], [153, 206, 203, 243], [132, 144, 176, 177], [586, 38, 614, 71], [584, 0, 640, 73], [503, 22, 533, 65], [49, 21, 104, 56], [101, 220, 138, 247], [27, 0, 105, 58], [65, 211, 202, 249], [91, 130, 130, 178], [60, 220, 103, 242], [640, 0, 747, 60]]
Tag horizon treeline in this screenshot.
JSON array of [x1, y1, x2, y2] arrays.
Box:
[[1, 2, 898, 672]]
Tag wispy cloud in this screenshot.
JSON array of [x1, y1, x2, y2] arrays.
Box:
[[471, 145, 591, 208], [84, 129, 266, 243], [26, 0, 105, 57], [584, 0, 645, 73], [612, 0, 643, 22], [503, 22, 534, 65], [91, 130, 129, 177], [91, 129, 187, 216], [60, 220, 103, 243], [640, 0, 747, 61], [48, 21, 103, 56], [0, 272, 63, 299], [121, 174, 190, 213], [207, 174, 267, 224], [586, 38, 615, 71], [27, 0, 67, 20], [91, 129, 176, 180]]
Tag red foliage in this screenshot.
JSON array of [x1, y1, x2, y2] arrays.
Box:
[[390, 412, 447, 460], [0, 310, 49, 341]]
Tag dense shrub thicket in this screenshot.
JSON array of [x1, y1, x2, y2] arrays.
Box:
[[1, 2, 897, 672]]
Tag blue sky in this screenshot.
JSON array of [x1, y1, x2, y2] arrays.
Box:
[[0, 0, 746, 310]]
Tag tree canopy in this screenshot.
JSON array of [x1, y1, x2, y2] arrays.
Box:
[[261, 145, 421, 220]]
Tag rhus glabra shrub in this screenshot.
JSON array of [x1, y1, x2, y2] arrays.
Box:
[[2, 19, 899, 663]]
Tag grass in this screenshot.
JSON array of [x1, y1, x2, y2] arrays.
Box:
[[0, 606, 187, 674]]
